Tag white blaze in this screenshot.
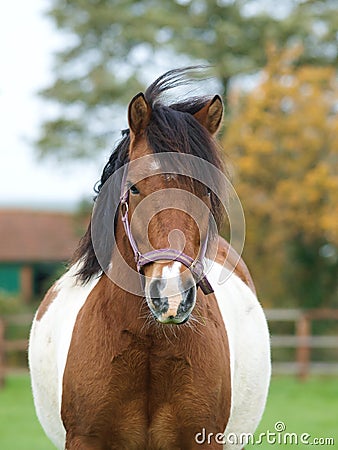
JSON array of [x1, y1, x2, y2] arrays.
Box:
[[161, 261, 184, 317]]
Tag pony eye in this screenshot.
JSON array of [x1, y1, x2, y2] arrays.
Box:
[[130, 184, 140, 195]]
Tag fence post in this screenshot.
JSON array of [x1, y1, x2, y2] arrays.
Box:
[[0, 318, 5, 388], [296, 314, 310, 381]]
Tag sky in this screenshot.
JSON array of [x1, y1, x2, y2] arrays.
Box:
[[0, 1, 285, 212], [0, 1, 223, 212], [0, 1, 102, 210]]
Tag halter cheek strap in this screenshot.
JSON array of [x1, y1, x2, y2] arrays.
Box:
[[119, 179, 214, 295]]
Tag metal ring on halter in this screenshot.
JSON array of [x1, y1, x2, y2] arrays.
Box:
[[120, 201, 129, 221]]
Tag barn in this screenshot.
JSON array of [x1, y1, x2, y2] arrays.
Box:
[[0, 209, 82, 301]]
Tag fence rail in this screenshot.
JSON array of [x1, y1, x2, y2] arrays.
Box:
[[0, 309, 337, 385], [265, 308, 338, 379], [271, 335, 338, 348], [0, 314, 33, 387]]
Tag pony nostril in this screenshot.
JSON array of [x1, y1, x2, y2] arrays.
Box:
[[152, 297, 161, 309], [185, 287, 195, 309], [148, 279, 168, 313], [178, 287, 196, 315], [149, 280, 161, 308]]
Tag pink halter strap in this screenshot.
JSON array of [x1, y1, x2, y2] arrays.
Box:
[[119, 169, 214, 295]]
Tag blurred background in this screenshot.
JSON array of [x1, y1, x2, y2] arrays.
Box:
[[0, 0, 337, 449]]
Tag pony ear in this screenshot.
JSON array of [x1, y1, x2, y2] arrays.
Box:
[[128, 92, 151, 136], [193, 95, 223, 136]]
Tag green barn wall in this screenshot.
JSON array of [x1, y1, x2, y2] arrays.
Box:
[[0, 262, 63, 299], [0, 263, 21, 294]]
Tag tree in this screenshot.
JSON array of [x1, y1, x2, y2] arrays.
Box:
[[37, 0, 337, 159], [223, 45, 338, 308]]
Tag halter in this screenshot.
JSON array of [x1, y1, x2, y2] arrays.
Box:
[[119, 168, 214, 295]]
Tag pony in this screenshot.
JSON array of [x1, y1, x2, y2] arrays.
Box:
[[29, 68, 270, 450]]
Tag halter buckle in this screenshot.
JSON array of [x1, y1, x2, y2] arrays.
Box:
[[190, 260, 204, 280]]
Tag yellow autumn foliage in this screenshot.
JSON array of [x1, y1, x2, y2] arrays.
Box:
[[223, 45, 338, 307]]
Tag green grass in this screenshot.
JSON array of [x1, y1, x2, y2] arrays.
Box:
[[0, 374, 337, 449], [0, 374, 54, 450], [247, 376, 338, 449]]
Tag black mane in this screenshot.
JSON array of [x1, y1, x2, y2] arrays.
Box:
[[73, 67, 226, 282]]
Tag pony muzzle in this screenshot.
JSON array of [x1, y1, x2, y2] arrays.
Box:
[[144, 262, 197, 324]]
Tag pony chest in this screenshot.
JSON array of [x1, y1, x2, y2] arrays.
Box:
[[108, 340, 228, 441], [62, 321, 230, 449], [109, 333, 196, 393]]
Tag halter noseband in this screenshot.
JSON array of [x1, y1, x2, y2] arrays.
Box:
[[119, 171, 214, 295]]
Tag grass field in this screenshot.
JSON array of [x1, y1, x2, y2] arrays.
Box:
[[0, 375, 54, 450], [247, 377, 337, 449], [0, 375, 337, 449]]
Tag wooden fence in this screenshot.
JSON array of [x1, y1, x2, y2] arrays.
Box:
[[265, 308, 338, 380], [0, 309, 337, 386], [0, 313, 33, 387]]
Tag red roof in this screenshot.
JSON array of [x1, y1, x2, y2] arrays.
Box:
[[0, 210, 83, 262]]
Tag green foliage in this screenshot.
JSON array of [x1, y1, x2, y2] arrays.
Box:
[[73, 197, 92, 237], [37, 263, 67, 299], [0, 294, 24, 315], [38, 0, 338, 159], [0, 297, 33, 369]]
